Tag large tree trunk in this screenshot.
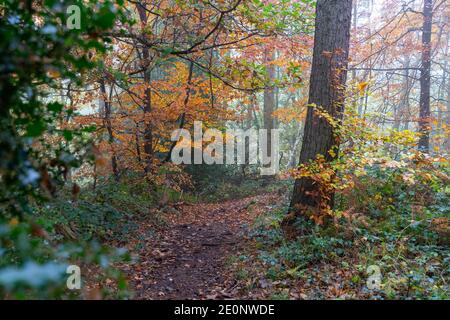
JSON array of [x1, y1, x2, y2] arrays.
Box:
[[418, 0, 433, 152], [289, 0, 352, 218]]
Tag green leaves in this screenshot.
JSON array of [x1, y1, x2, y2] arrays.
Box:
[[96, 5, 117, 29], [62, 129, 74, 142], [0, 0, 128, 215], [0, 0, 131, 299], [25, 121, 46, 138], [47, 102, 64, 114]]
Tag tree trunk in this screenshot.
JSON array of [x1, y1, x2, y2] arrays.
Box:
[[418, 0, 433, 152], [263, 48, 276, 159], [394, 58, 410, 131], [289, 0, 352, 217], [135, 121, 142, 164], [288, 124, 303, 168], [445, 69, 450, 151], [433, 21, 449, 151], [99, 78, 119, 180], [351, 0, 361, 116], [137, 4, 154, 174]]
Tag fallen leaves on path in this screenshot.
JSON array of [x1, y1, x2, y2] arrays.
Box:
[[121, 193, 280, 299]]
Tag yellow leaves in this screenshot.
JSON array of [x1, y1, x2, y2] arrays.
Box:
[[291, 155, 335, 188], [328, 149, 336, 158], [354, 168, 366, 177], [357, 81, 369, 95], [320, 171, 332, 182], [383, 129, 418, 147], [312, 104, 338, 128], [421, 172, 433, 182]]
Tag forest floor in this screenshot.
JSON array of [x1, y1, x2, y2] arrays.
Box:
[[106, 179, 448, 300], [122, 193, 280, 299]]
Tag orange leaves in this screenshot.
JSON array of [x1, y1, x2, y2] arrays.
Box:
[[81, 56, 235, 187], [272, 96, 308, 123], [272, 106, 306, 123], [8, 217, 19, 227], [289, 155, 338, 224]]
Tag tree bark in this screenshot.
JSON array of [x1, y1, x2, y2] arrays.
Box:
[[135, 121, 142, 164], [99, 78, 119, 180], [418, 0, 433, 152], [445, 66, 450, 151], [263, 48, 276, 159], [393, 58, 410, 131], [289, 0, 352, 217], [288, 124, 303, 168], [137, 4, 154, 174]]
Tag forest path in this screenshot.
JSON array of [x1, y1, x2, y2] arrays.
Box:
[[128, 193, 277, 299]]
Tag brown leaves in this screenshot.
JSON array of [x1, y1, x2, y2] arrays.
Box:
[[152, 249, 168, 261], [55, 223, 78, 240], [30, 222, 51, 240]]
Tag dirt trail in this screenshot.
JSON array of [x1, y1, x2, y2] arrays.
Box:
[[128, 194, 277, 299]]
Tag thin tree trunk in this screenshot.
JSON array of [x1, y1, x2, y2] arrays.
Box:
[[137, 4, 154, 174], [445, 70, 450, 151], [441, 32, 449, 151], [289, 0, 352, 218], [274, 52, 280, 130], [99, 78, 119, 180], [135, 121, 142, 164], [263, 48, 276, 160], [418, 0, 433, 152], [288, 124, 303, 168]]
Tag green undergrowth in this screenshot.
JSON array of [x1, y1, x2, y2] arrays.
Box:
[[236, 165, 449, 300]]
